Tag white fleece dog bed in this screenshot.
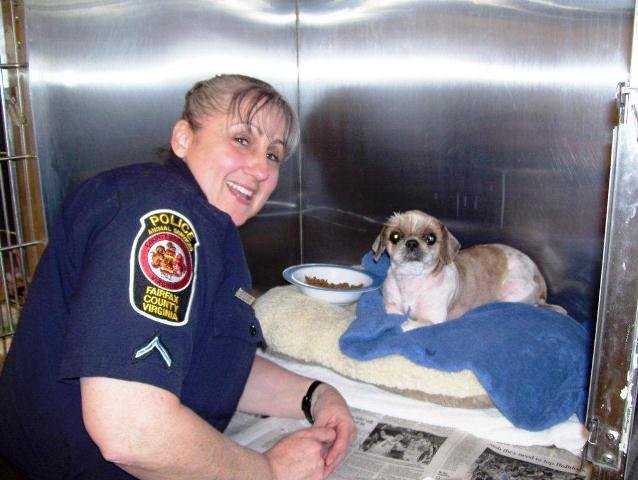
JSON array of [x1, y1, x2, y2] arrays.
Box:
[[254, 285, 491, 408]]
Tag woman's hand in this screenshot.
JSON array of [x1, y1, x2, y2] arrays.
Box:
[[265, 426, 336, 480], [310, 384, 357, 477], [238, 357, 357, 477]]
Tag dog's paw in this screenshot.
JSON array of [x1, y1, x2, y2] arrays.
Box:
[[384, 302, 404, 316], [400, 318, 430, 332]]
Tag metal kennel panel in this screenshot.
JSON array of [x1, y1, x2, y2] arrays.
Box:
[[585, 1, 638, 472], [23, 0, 300, 292], [0, 0, 47, 360], [297, 0, 633, 324]]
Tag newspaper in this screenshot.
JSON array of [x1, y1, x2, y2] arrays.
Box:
[[227, 408, 589, 480]]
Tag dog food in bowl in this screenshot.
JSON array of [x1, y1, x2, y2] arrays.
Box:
[[283, 263, 382, 305], [304, 276, 363, 289]]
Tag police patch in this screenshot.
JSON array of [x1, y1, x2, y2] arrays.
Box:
[[129, 209, 199, 326]]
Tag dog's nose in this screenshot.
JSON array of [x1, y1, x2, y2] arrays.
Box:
[[405, 239, 419, 250]]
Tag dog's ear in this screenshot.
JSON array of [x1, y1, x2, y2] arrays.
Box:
[[372, 225, 388, 261], [440, 225, 461, 265]]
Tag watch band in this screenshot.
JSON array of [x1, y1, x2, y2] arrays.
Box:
[[301, 380, 323, 424]]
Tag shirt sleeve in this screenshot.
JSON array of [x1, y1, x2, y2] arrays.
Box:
[[58, 172, 214, 397]]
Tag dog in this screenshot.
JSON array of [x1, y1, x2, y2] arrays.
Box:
[[372, 210, 565, 330]]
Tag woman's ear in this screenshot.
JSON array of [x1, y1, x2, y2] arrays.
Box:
[[171, 119, 193, 158]]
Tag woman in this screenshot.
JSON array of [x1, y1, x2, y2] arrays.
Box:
[[0, 74, 355, 479]]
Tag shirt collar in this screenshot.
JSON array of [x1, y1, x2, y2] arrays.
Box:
[[164, 151, 235, 226], [165, 151, 207, 200]]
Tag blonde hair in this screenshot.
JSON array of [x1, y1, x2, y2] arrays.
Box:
[[181, 74, 299, 160]]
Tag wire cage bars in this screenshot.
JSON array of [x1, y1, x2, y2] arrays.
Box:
[[0, 1, 46, 363]]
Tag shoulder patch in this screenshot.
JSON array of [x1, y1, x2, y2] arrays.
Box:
[[129, 209, 199, 326]]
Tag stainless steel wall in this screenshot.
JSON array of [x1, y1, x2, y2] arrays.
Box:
[[24, 1, 633, 320], [297, 1, 633, 321], [24, 0, 301, 288]]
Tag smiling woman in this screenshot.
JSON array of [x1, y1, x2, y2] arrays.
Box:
[[0, 74, 356, 480], [171, 75, 299, 226]]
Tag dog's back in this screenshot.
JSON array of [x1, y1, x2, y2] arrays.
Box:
[[450, 244, 548, 319]]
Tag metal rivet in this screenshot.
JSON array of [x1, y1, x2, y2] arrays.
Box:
[[606, 430, 619, 441], [603, 453, 615, 464]]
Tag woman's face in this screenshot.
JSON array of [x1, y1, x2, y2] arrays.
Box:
[[171, 102, 286, 226]]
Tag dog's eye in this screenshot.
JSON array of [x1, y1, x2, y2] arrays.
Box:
[[389, 231, 402, 244], [425, 233, 437, 246]]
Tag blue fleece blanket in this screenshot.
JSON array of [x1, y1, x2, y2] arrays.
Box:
[[339, 252, 591, 431]]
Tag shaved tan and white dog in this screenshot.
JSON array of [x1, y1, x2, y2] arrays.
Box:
[[372, 210, 565, 330]]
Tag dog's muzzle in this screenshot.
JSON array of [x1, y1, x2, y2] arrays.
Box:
[[402, 239, 423, 261], [405, 239, 419, 250]]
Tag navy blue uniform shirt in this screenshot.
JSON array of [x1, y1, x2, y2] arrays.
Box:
[[0, 156, 265, 479]]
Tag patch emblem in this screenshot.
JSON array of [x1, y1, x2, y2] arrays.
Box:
[[130, 209, 199, 326]]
